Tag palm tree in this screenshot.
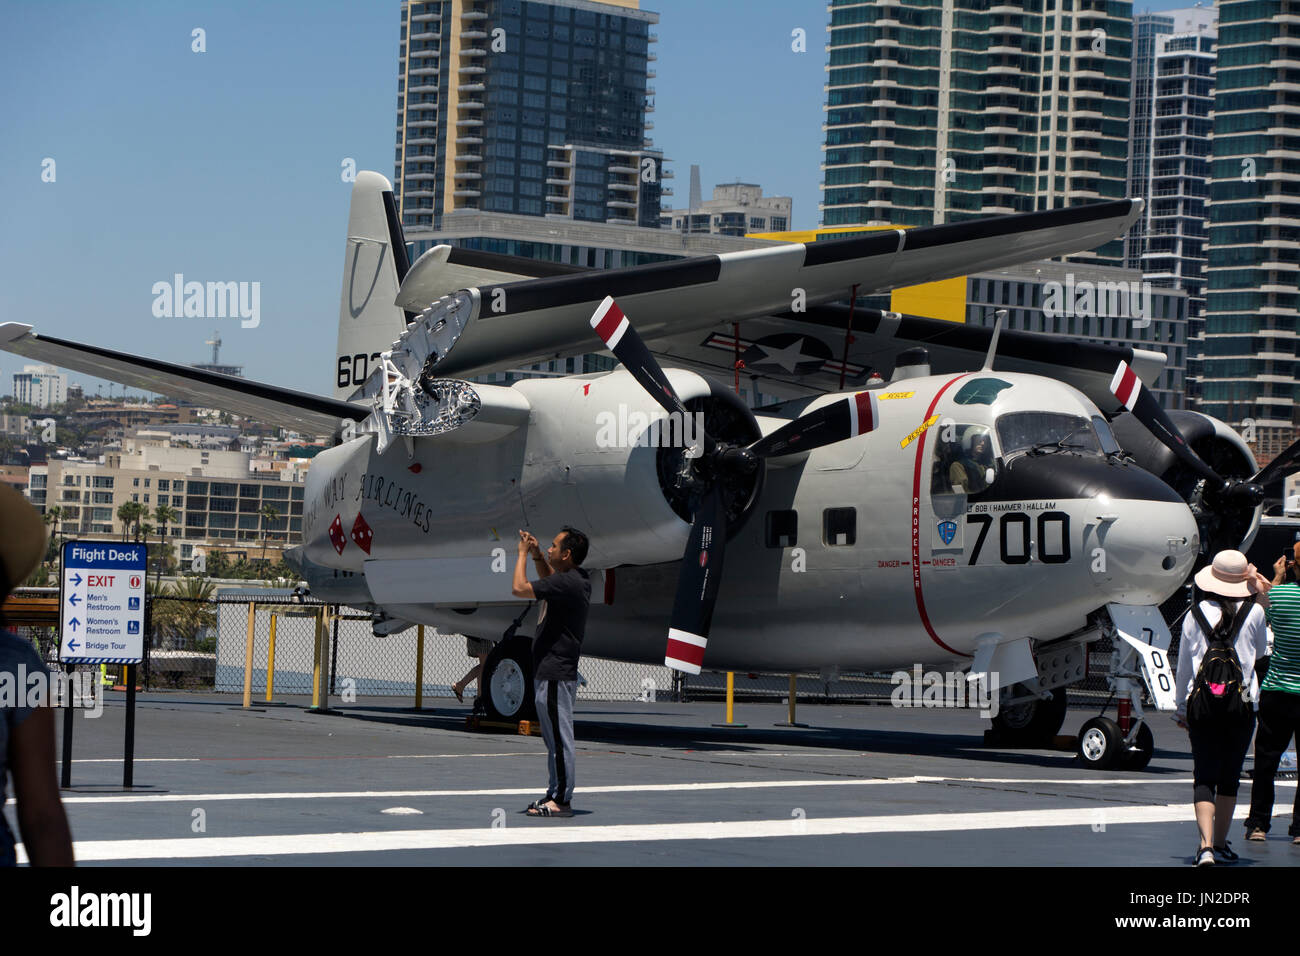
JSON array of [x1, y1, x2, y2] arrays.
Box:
[[117, 501, 143, 542], [259, 504, 281, 566], [43, 506, 63, 566], [153, 503, 178, 586]]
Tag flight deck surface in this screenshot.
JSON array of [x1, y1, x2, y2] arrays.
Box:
[[26, 694, 1300, 867]]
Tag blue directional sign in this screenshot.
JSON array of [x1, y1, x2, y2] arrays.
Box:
[[59, 541, 147, 664]]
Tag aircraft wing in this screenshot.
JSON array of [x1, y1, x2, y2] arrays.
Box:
[[410, 200, 1143, 380], [0, 323, 363, 436], [647, 305, 1169, 415]]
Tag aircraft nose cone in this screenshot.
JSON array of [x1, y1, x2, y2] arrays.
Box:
[[282, 546, 305, 573], [1089, 498, 1199, 606]]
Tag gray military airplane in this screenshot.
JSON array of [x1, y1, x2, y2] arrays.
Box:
[[5, 172, 1292, 770]]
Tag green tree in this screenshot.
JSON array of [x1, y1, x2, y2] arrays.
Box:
[[117, 501, 144, 542], [148, 577, 217, 653], [42, 506, 63, 565], [259, 504, 281, 566], [153, 503, 178, 586]]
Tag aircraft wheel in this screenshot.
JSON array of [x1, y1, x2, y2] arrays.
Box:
[[482, 635, 536, 723], [990, 686, 1068, 747], [1076, 716, 1123, 770], [1118, 722, 1155, 771]]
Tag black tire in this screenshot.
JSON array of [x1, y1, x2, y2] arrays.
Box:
[[1076, 716, 1124, 770], [482, 635, 536, 723], [990, 686, 1068, 747], [1118, 721, 1155, 771]]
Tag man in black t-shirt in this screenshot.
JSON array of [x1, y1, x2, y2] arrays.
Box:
[[512, 525, 591, 817]]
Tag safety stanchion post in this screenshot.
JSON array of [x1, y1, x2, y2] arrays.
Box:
[[265, 612, 278, 702], [241, 602, 256, 709], [712, 671, 747, 728], [775, 673, 808, 728], [310, 606, 324, 711], [415, 624, 425, 710]]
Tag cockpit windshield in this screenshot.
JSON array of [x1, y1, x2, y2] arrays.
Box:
[[996, 412, 1103, 458]]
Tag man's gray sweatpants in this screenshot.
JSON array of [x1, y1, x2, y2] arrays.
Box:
[[535, 678, 577, 804]]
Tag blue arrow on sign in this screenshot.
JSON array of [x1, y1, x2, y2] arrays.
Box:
[[68, 593, 80, 607], [70, 573, 82, 587], [68, 617, 80, 632], [67, 638, 80, 652]]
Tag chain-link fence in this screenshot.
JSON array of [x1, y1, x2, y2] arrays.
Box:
[[7, 584, 1201, 707]]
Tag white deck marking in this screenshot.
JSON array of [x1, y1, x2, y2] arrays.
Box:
[[62, 752, 541, 765], [56, 776, 1296, 804], [28, 803, 1297, 863]]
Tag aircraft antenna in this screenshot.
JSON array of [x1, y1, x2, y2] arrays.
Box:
[[982, 310, 1007, 370]]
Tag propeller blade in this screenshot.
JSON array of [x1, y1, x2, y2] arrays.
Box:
[[589, 296, 689, 420], [1111, 362, 1223, 488], [664, 484, 727, 675], [1252, 434, 1300, 489], [748, 391, 880, 459]]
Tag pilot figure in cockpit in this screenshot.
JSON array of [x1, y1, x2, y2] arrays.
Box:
[[949, 430, 993, 494]]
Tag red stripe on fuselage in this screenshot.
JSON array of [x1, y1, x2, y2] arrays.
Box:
[[854, 391, 874, 434], [910, 374, 972, 657]]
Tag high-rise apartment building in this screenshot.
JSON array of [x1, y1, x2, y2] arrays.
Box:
[[1127, 6, 1216, 268], [821, 0, 1132, 265], [1142, 26, 1216, 400], [12, 364, 67, 409], [1199, 0, 1300, 461], [394, 0, 662, 231]]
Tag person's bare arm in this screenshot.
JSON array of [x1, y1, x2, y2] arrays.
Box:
[[10, 706, 73, 866]]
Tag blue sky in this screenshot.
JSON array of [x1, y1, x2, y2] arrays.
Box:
[[0, 0, 1203, 400]]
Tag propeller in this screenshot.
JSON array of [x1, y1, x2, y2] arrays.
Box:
[[1111, 361, 1263, 509], [590, 296, 881, 674]]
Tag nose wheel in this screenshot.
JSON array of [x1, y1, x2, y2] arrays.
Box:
[[1075, 716, 1154, 770]]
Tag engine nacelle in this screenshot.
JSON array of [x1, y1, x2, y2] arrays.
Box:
[[302, 369, 762, 575], [1111, 409, 1262, 553]]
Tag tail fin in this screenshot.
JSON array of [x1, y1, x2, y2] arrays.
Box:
[[334, 172, 411, 400]]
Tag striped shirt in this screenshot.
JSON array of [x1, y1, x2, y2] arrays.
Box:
[[1264, 583, 1300, 695]]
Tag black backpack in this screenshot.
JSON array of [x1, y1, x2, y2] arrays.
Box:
[[1186, 598, 1253, 727]]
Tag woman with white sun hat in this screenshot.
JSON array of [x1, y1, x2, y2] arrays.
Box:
[[1174, 549, 1270, 866]]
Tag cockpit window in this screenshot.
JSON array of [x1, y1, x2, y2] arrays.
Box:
[[931, 424, 996, 495], [953, 378, 1013, 406], [996, 412, 1102, 458], [1092, 415, 1122, 455]]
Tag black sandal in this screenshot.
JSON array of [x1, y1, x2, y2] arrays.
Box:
[[526, 802, 573, 818]]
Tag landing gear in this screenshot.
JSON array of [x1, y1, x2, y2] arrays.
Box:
[[990, 685, 1068, 747], [1119, 722, 1155, 771], [482, 635, 536, 723], [1076, 716, 1123, 769], [1076, 717, 1154, 770]]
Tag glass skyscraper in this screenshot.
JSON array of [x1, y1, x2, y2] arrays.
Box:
[[1199, 0, 1300, 461], [395, 0, 662, 231], [821, 0, 1133, 267]]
